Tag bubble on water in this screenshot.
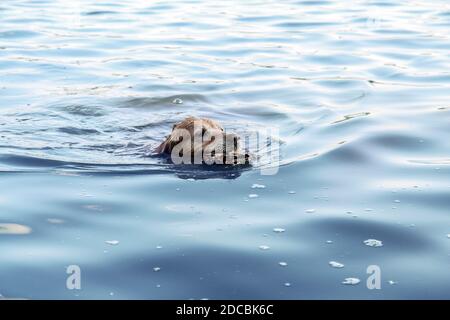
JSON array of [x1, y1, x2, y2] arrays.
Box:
[[172, 98, 183, 104], [105, 240, 119, 246], [388, 280, 398, 285], [329, 261, 344, 268], [0, 223, 31, 235], [153, 267, 161, 272], [284, 282, 291, 287], [288, 190, 296, 194], [248, 194, 259, 198], [364, 239, 383, 247], [342, 278, 360, 285], [326, 240, 333, 244], [251, 183, 266, 189], [365, 208, 373, 212], [109, 292, 114, 296], [447, 234, 450, 239], [82, 193, 94, 198], [156, 284, 161, 288], [394, 200, 401, 203], [156, 245, 163, 249], [273, 227, 285, 233], [279, 262, 288, 267], [259, 245, 270, 250], [305, 209, 315, 213]]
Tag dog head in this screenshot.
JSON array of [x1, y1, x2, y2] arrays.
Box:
[[155, 117, 249, 165]]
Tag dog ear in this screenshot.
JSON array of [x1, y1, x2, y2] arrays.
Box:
[[155, 141, 167, 154], [155, 135, 173, 154], [163, 141, 172, 153], [161, 135, 184, 154]]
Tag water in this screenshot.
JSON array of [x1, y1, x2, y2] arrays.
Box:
[[1, 0, 450, 299]]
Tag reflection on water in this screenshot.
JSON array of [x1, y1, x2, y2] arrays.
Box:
[[1, 0, 450, 299]]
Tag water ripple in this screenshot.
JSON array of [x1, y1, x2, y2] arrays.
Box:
[[0, 0, 450, 299]]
